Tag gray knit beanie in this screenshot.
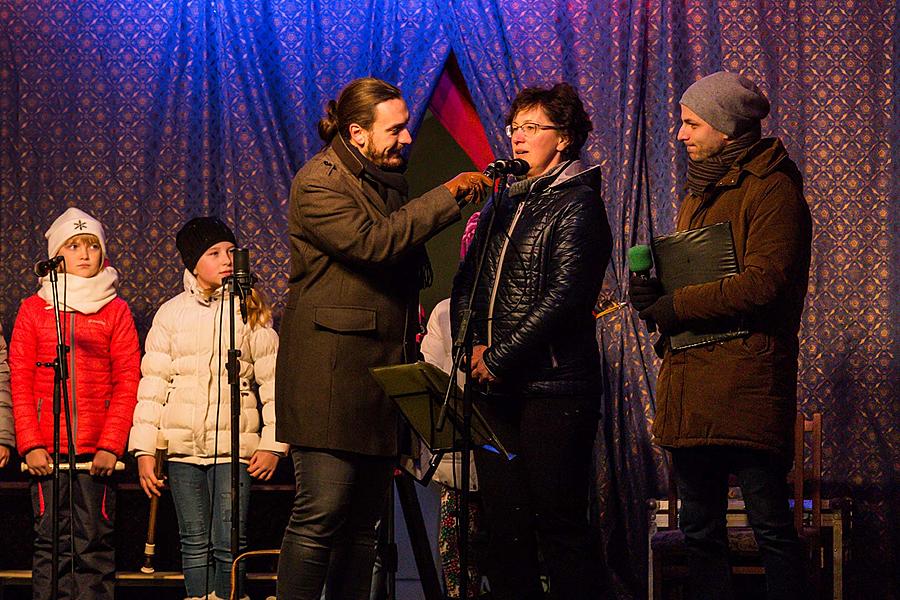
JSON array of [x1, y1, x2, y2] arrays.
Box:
[[680, 71, 770, 137]]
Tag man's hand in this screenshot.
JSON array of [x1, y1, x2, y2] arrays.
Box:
[[0, 445, 10, 468], [25, 448, 53, 477], [470, 345, 499, 384], [639, 295, 680, 335], [443, 172, 491, 207], [248, 451, 279, 481], [137, 454, 165, 498], [90, 449, 118, 477], [628, 274, 663, 312]]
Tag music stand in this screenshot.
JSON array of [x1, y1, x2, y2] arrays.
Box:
[[370, 361, 513, 484]]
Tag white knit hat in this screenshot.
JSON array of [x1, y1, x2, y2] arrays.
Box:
[[45, 207, 107, 260]]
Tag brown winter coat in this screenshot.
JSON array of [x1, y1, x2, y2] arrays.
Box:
[[653, 138, 812, 457], [275, 137, 461, 456]]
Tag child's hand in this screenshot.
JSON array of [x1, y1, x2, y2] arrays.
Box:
[[25, 448, 52, 476], [0, 445, 9, 468], [137, 454, 165, 498], [90, 449, 118, 477], [247, 451, 279, 481]]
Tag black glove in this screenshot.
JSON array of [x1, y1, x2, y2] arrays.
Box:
[[639, 295, 679, 335], [628, 274, 663, 312]]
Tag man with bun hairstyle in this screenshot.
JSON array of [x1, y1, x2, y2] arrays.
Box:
[[629, 71, 813, 599], [275, 76, 490, 599]]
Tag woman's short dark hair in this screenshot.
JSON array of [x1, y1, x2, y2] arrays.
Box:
[[317, 77, 403, 143], [507, 83, 593, 161]]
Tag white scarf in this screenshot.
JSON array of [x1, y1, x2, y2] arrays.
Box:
[[37, 267, 119, 315]]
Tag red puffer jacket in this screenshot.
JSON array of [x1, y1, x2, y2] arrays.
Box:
[[10, 294, 141, 457]]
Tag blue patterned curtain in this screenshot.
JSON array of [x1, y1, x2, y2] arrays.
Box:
[[442, 1, 897, 598], [0, 0, 449, 330]]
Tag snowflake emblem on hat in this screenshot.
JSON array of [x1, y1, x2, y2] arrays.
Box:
[[74, 220, 87, 230]]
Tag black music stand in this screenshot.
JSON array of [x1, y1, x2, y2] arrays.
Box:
[[371, 361, 513, 478], [370, 361, 513, 600]]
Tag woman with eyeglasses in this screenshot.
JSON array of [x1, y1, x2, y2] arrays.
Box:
[[450, 83, 612, 599]]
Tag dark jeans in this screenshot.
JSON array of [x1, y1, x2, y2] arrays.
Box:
[[670, 446, 806, 600], [31, 472, 115, 600], [474, 394, 602, 600], [277, 448, 394, 600]]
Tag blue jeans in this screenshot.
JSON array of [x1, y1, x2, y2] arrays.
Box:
[[168, 461, 250, 599], [671, 446, 806, 600]]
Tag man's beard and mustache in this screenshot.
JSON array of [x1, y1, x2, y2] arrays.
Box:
[[362, 135, 407, 172]]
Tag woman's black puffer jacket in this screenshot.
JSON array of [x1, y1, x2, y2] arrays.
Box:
[[451, 160, 612, 397]]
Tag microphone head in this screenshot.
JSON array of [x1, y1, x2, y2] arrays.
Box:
[[627, 244, 653, 273], [34, 256, 64, 277], [506, 158, 530, 176], [232, 248, 250, 276], [484, 158, 531, 177]]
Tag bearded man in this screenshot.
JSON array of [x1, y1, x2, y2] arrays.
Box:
[[274, 77, 489, 600]]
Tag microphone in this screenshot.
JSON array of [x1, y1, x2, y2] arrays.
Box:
[[627, 245, 656, 332], [34, 256, 64, 277], [483, 158, 530, 177], [231, 248, 254, 324], [627, 245, 653, 279]]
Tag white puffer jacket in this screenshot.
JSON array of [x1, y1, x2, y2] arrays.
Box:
[[129, 271, 288, 463]]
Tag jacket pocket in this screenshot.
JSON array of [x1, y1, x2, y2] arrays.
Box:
[[741, 332, 772, 355], [313, 306, 377, 333]]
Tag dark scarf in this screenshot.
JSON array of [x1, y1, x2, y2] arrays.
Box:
[[330, 135, 432, 289], [331, 134, 409, 206], [686, 128, 760, 196]]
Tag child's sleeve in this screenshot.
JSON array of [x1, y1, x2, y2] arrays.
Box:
[[9, 301, 43, 456], [97, 301, 141, 456], [249, 324, 288, 455], [128, 306, 173, 456], [0, 324, 14, 449]]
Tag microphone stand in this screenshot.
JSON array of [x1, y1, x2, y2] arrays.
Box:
[[38, 266, 78, 599], [437, 173, 507, 600], [226, 274, 244, 599], [226, 249, 254, 599]]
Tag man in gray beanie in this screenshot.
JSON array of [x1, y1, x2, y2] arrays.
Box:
[[629, 71, 813, 599]]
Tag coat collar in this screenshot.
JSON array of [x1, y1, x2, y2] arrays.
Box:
[[714, 138, 789, 188], [329, 135, 409, 215], [508, 159, 601, 201], [183, 270, 222, 305]]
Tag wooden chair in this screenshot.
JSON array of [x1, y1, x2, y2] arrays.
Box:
[[649, 412, 824, 599]]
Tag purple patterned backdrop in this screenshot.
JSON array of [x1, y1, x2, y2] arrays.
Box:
[[0, 1, 896, 597]]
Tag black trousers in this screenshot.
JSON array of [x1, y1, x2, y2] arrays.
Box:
[[670, 446, 806, 600], [276, 447, 394, 600], [30, 472, 116, 600], [473, 394, 602, 600]]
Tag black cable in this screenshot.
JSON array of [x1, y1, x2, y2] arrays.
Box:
[[207, 284, 226, 597], [59, 265, 77, 589]]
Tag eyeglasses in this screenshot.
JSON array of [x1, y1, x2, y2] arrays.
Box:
[[505, 122, 562, 139]]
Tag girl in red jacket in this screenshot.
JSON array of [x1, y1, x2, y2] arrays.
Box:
[[9, 207, 141, 600]]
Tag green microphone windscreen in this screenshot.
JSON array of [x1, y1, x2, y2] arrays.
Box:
[[627, 244, 653, 273]]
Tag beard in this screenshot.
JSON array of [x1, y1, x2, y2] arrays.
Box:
[[362, 135, 407, 171]]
